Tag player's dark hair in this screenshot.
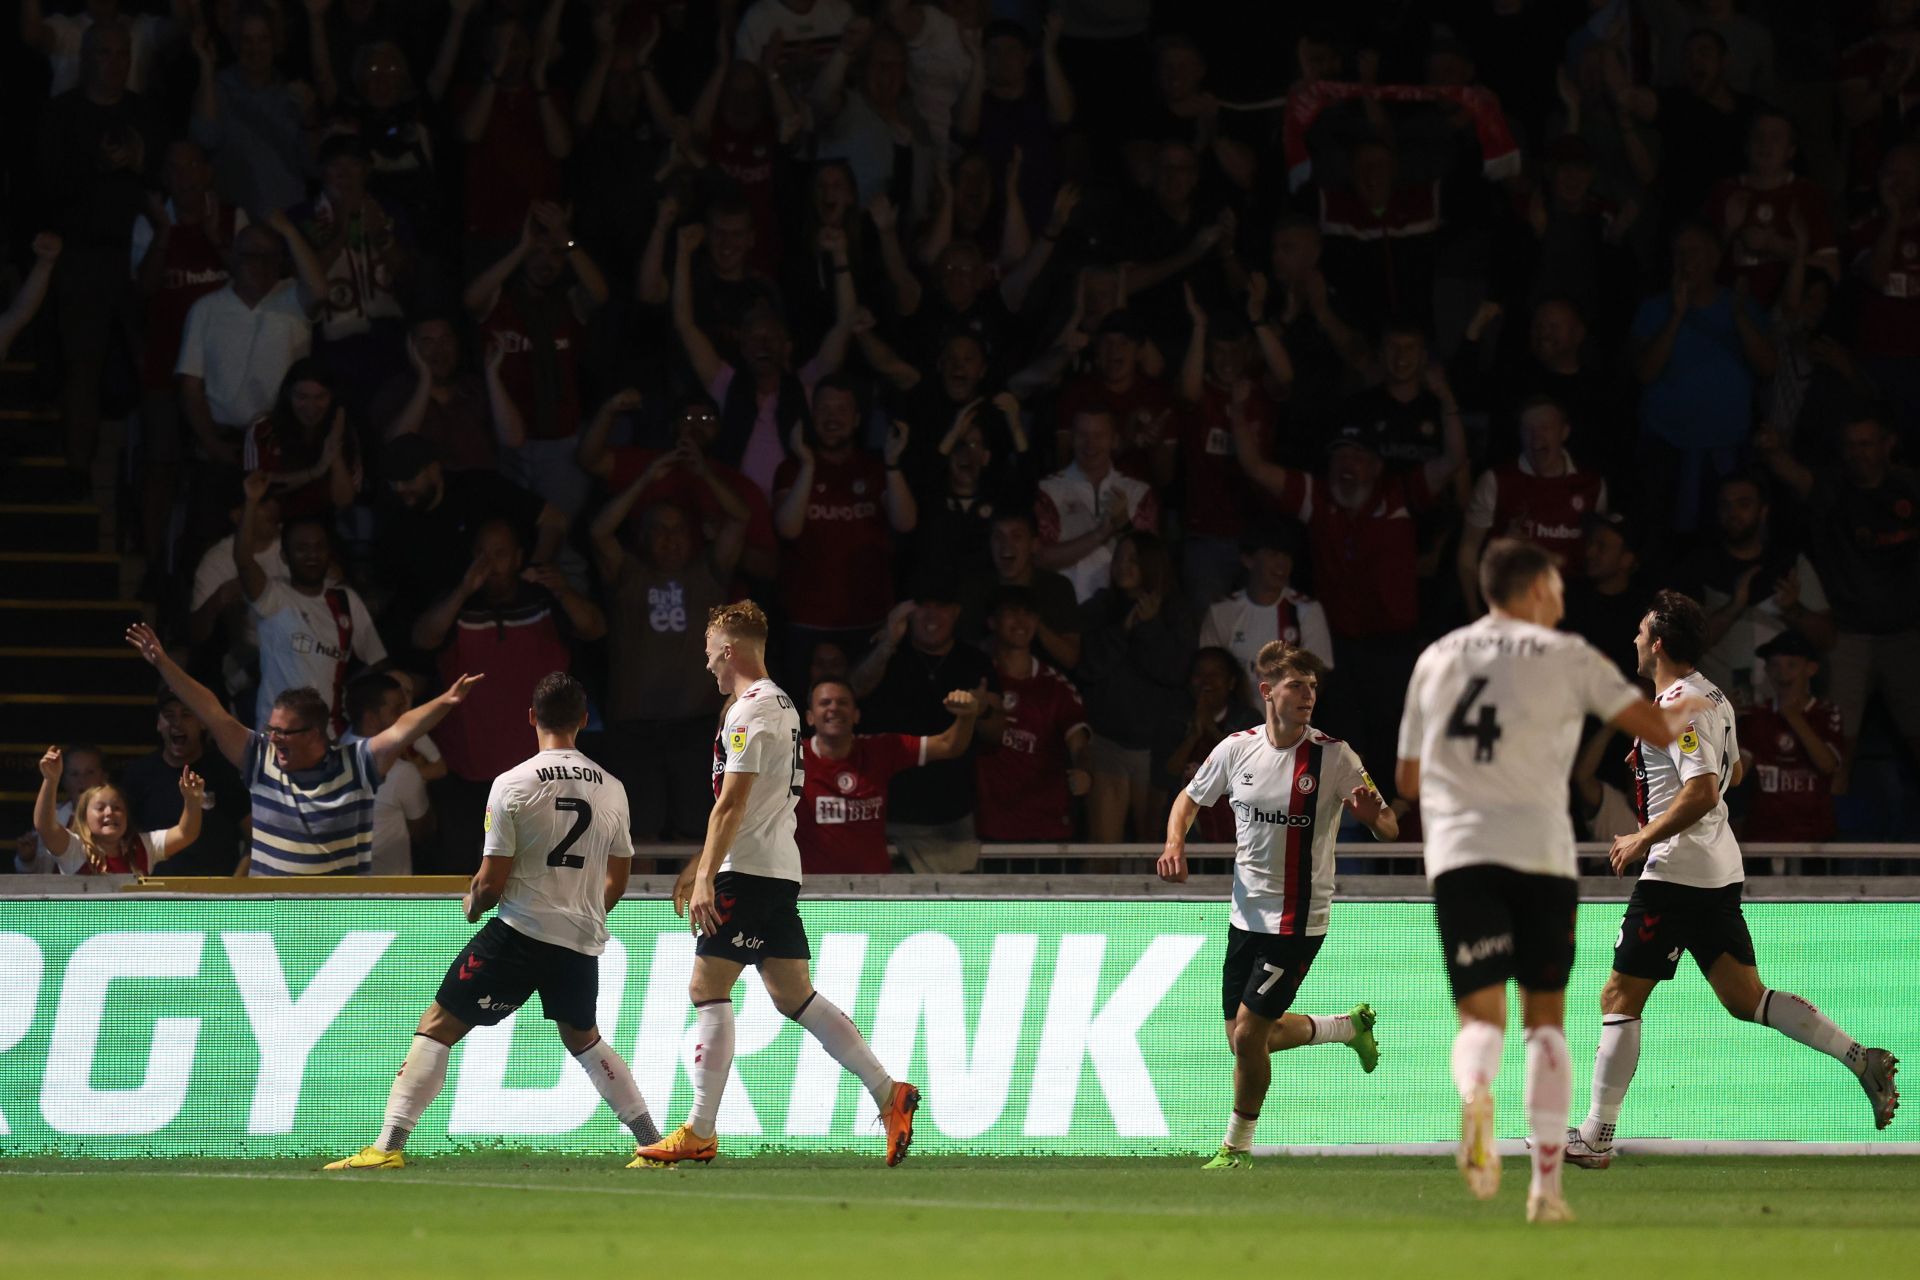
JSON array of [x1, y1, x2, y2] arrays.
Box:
[[530, 672, 589, 730], [1254, 642, 1326, 685], [1480, 538, 1560, 607], [1645, 589, 1708, 669], [272, 687, 331, 731], [344, 672, 401, 728], [990, 508, 1038, 534]]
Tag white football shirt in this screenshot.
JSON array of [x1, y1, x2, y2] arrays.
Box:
[[1635, 671, 1744, 888], [1399, 615, 1643, 881], [483, 748, 634, 955], [712, 678, 805, 882], [1186, 724, 1373, 937]]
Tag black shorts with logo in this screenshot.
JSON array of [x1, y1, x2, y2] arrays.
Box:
[[695, 871, 812, 965], [1612, 879, 1756, 981], [1221, 927, 1326, 1021], [1432, 865, 1579, 1000], [434, 917, 600, 1029]]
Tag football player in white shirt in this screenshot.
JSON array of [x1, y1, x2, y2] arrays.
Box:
[[1567, 590, 1899, 1169], [326, 674, 660, 1170], [1158, 643, 1395, 1170], [1397, 541, 1690, 1222], [634, 601, 922, 1168]]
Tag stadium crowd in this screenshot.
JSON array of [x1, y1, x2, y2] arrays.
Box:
[[5, 0, 1919, 878]]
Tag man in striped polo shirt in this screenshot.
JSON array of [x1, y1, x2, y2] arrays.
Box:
[[127, 623, 480, 875], [1157, 642, 1396, 1169]]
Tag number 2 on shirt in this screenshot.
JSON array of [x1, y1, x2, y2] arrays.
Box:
[[546, 797, 593, 868]]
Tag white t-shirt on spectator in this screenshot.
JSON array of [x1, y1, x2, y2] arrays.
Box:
[[176, 280, 313, 428], [251, 579, 387, 727], [341, 731, 436, 875], [192, 533, 286, 648]]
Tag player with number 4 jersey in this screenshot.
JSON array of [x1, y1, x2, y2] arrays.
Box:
[[1397, 541, 1691, 1224], [1565, 591, 1899, 1172], [1160, 643, 1396, 1171], [325, 674, 661, 1171], [634, 601, 922, 1170]]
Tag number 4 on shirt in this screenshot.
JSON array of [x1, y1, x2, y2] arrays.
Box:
[[1447, 677, 1504, 762]]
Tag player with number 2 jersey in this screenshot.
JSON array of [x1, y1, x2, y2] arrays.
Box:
[[325, 674, 661, 1171]]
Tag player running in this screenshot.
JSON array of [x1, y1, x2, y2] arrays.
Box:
[[326, 673, 658, 1169], [1158, 642, 1392, 1171], [1397, 541, 1692, 1222], [633, 600, 920, 1167], [1565, 590, 1899, 1169]]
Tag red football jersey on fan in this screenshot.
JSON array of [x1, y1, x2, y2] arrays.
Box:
[[1056, 374, 1176, 482], [1274, 468, 1434, 638], [1470, 462, 1606, 575], [975, 661, 1088, 841], [1738, 699, 1844, 845], [1179, 380, 1280, 540], [797, 733, 924, 874], [1706, 176, 1836, 307], [772, 451, 896, 629], [1846, 213, 1920, 359]]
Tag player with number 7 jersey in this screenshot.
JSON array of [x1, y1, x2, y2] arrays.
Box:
[[325, 674, 663, 1172]]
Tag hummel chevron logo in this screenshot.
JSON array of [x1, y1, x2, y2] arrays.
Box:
[[459, 957, 484, 981]]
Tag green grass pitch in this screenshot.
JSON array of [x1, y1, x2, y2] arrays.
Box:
[[3, 1154, 1916, 1278]]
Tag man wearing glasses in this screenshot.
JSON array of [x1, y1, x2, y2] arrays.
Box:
[[126, 623, 479, 876]]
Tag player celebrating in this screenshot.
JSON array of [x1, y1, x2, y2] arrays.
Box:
[[326, 673, 658, 1169], [1396, 541, 1690, 1222], [1157, 642, 1392, 1171], [1566, 591, 1898, 1169], [635, 601, 921, 1167]]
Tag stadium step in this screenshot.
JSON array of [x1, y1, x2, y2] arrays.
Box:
[[0, 552, 122, 600], [0, 648, 153, 697], [0, 456, 85, 502], [0, 694, 156, 745], [0, 599, 143, 648], [0, 408, 62, 458], [0, 502, 100, 550]]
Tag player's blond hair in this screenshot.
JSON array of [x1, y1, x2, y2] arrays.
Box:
[[1253, 642, 1326, 686], [707, 600, 770, 647]]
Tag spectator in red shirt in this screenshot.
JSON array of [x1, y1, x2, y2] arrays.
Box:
[[1232, 402, 1466, 799], [976, 586, 1091, 843], [463, 201, 610, 523], [797, 679, 982, 875], [243, 359, 361, 520], [1317, 139, 1441, 332], [1054, 309, 1177, 486], [773, 375, 916, 658], [1457, 396, 1608, 614], [1706, 111, 1839, 307], [375, 314, 510, 475], [1738, 630, 1843, 846], [453, 2, 572, 248], [1178, 286, 1288, 607], [1848, 144, 1920, 448], [578, 392, 780, 587]]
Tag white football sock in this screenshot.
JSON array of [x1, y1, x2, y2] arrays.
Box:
[[572, 1036, 660, 1146], [794, 992, 894, 1107], [1525, 1026, 1571, 1197], [378, 1034, 450, 1152], [1224, 1110, 1257, 1150], [1580, 1015, 1640, 1148], [1757, 990, 1867, 1077], [687, 999, 735, 1137], [1307, 1013, 1354, 1045], [1450, 1019, 1504, 1100]]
